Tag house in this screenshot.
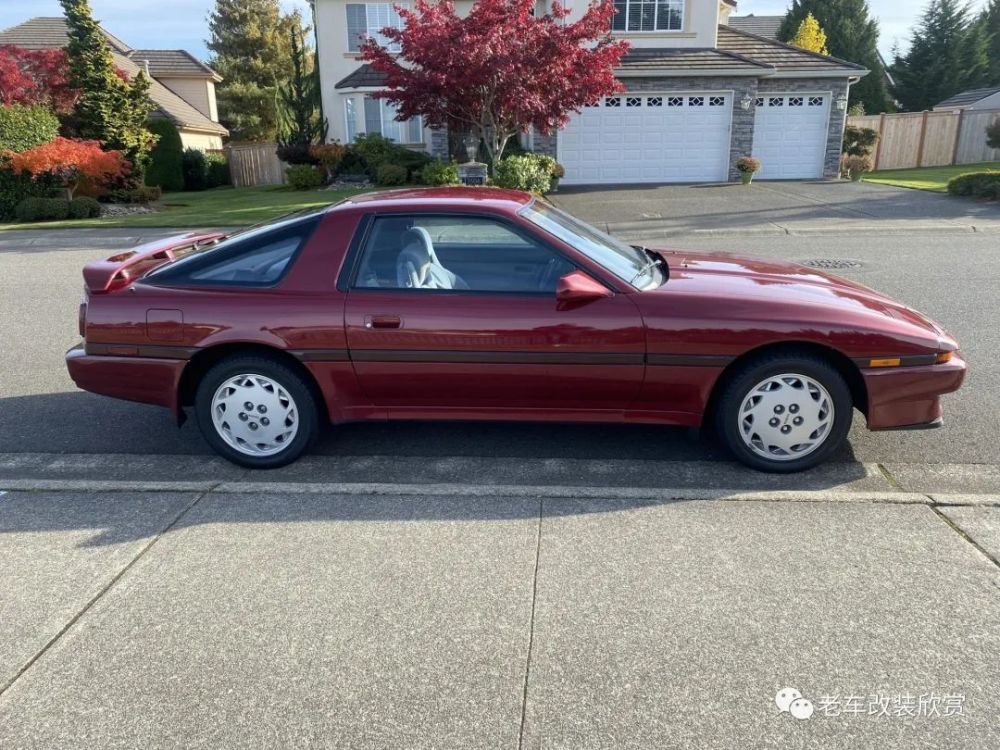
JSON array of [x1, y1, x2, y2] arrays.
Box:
[[0, 17, 227, 150], [934, 87, 1000, 112], [314, 0, 867, 183]]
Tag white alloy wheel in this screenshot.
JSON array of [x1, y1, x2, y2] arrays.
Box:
[[737, 373, 834, 461], [210, 373, 299, 456]]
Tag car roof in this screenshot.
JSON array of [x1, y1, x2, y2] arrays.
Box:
[[338, 186, 534, 213]]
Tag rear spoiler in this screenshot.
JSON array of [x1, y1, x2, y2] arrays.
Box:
[[82, 232, 227, 293]]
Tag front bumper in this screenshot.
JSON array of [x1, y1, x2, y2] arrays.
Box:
[[862, 353, 966, 430], [66, 344, 186, 416]]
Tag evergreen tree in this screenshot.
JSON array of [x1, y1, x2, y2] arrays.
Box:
[[778, 0, 891, 114], [978, 0, 1000, 84], [207, 0, 298, 141], [277, 17, 327, 151], [60, 0, 155, 179], [790, 13, 829, 55], [891, 0, 991, 112]]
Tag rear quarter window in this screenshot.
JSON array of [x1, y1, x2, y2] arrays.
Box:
[[147, 215, 321, 288]]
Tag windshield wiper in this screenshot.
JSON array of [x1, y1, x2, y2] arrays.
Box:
[[628, 248, 665, 286]]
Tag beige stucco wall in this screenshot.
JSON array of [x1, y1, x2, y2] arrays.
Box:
[[158, 77, 220, 122], [179, 129, 224, 151]]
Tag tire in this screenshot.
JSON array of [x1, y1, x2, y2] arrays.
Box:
[[195, 355, 320, 469], [714, 352, 853, 473]]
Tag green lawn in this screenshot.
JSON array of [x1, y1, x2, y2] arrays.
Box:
[[865, 161, 1000, 193], [0, 185, 373, 230]]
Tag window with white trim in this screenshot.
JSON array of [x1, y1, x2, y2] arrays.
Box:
[[612, 0, 684, 32], [344, 98, 357, 142], [362, 96, 423, 144], [346, 3, 409, 53]]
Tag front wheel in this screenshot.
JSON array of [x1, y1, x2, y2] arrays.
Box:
[[195, 355, 319, 469], [714, 353, 853, 473]]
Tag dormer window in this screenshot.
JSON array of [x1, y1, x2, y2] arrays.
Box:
[[612, 0, 684, 32], [346, 3, 410, 53]]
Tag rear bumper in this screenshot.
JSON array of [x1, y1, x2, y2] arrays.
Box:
[[862, 353, 966, 431], [66, 344, 185, 417]]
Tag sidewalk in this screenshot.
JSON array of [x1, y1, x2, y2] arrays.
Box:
[[0, 487, 997, 748], [550, 180, 1000, 240]]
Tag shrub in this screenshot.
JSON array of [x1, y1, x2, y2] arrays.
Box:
[[181, 148, 208, 191], [492, 153, 553, 193], [5, 137, 130, 198], [0, 162, 59, 219], [842, 125, 879, 157], [349, 133, 396, 172], [420, 160, 460, 186], [276, 142, 318, 165], [286, 164, 324, 190], [0, 104, 60, 153], [310, 143, 347, 176], [68, 195, 101, 218], [108, 185, 162, 203], [205, 152, 231, 188], [947, 171, 1000, 200], [144, 118, 184, 192], [841, 154, 873, 180], [336, 149, 369, 179], [15, 196, 71, 222], [986, 118, 1000, 151], [375, 163, 408, 186], [736, 156, 762, 174]]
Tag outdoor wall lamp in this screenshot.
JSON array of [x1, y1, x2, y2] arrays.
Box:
[[740, 93, 753, 110], [835, 94, 849, 111]]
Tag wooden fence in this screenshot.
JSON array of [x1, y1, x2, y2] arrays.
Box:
[[225, 142, 287, 187], [849, 109, 1000, 171]]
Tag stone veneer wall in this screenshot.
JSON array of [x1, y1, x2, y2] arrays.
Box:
[[429, 127, 449, 159], [532, 75, 852, 181]]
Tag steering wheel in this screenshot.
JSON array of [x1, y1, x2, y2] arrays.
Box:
[[537, 257, 563, 292]]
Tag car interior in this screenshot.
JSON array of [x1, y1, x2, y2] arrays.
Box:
[[355, 216, 574, 293]]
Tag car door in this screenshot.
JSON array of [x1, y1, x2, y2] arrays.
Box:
[[342, 211, 646, 414]]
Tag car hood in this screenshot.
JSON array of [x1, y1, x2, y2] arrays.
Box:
[[651, 249, 953, 344]]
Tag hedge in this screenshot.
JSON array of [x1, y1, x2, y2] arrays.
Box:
[[0, 166, 59, 220], [145, 118, 185, 192], [15, 197, 71, 222], [0, 105, 59, 153], [181, 148, 209, 191], [946, 171, 1000, 201]]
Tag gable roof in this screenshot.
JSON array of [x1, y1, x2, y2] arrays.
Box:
[[716, 26, 866, 73], [727, 14, 783, 39], [936, 87, 1000, 109], [128, 49, 222, 81], [335, 64, 386, 89], [0, 17, 226, 135]]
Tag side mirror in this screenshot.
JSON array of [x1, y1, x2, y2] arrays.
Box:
[[556, 270, 613, 309]]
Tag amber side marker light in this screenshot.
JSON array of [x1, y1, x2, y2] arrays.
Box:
[[935, 351, 954, 364], [869, 358, 901, 368]]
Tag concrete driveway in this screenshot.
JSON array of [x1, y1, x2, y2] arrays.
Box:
[[550, 180, 1000, 239]]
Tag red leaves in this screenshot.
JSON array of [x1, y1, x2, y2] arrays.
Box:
[[360, 0, 629, 142], [5, 137, 131, 187], [0, 45, 79, 114]]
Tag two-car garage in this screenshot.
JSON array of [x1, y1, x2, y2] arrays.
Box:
[[556, 90, 834, 186]]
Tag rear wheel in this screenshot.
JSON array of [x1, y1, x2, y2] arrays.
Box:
[[714, 353, 853, 473], [195, 355, 319, 468]]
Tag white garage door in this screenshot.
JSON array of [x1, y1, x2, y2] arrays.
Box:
[[751, 94, 831, 179], [559, 93, 733, 186]]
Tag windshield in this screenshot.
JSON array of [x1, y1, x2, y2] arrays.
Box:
[[519, 200, 665, 290]]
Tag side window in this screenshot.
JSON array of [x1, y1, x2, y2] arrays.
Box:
[[148, 217, 319, 287], [353, 215, 574, 293]]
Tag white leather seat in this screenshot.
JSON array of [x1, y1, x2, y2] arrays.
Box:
[[395, 227, 469, 290]]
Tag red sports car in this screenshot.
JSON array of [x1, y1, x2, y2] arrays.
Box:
[[66, 187, 965, 472]]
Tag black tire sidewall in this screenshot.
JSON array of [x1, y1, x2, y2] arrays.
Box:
[[716, 355, 853, 473], [195, 356, 318, 469]]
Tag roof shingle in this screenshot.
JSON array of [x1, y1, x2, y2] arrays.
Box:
[[727, 15, 783, 40], [128, 49, 221, 81], [935, 87, 1000, 109]]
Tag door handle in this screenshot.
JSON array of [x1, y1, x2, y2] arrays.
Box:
[[364, 315, 402, 329]]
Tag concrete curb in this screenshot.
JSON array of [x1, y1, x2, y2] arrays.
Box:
[[2, 478, 998, 505]]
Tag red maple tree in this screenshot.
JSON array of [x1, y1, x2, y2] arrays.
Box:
[[361, 0, 629, 165], [5, 137, 130, 198], [0, 45, 79, 114]]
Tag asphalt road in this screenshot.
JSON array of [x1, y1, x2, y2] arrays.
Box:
[[1, 231, 996, 470]]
